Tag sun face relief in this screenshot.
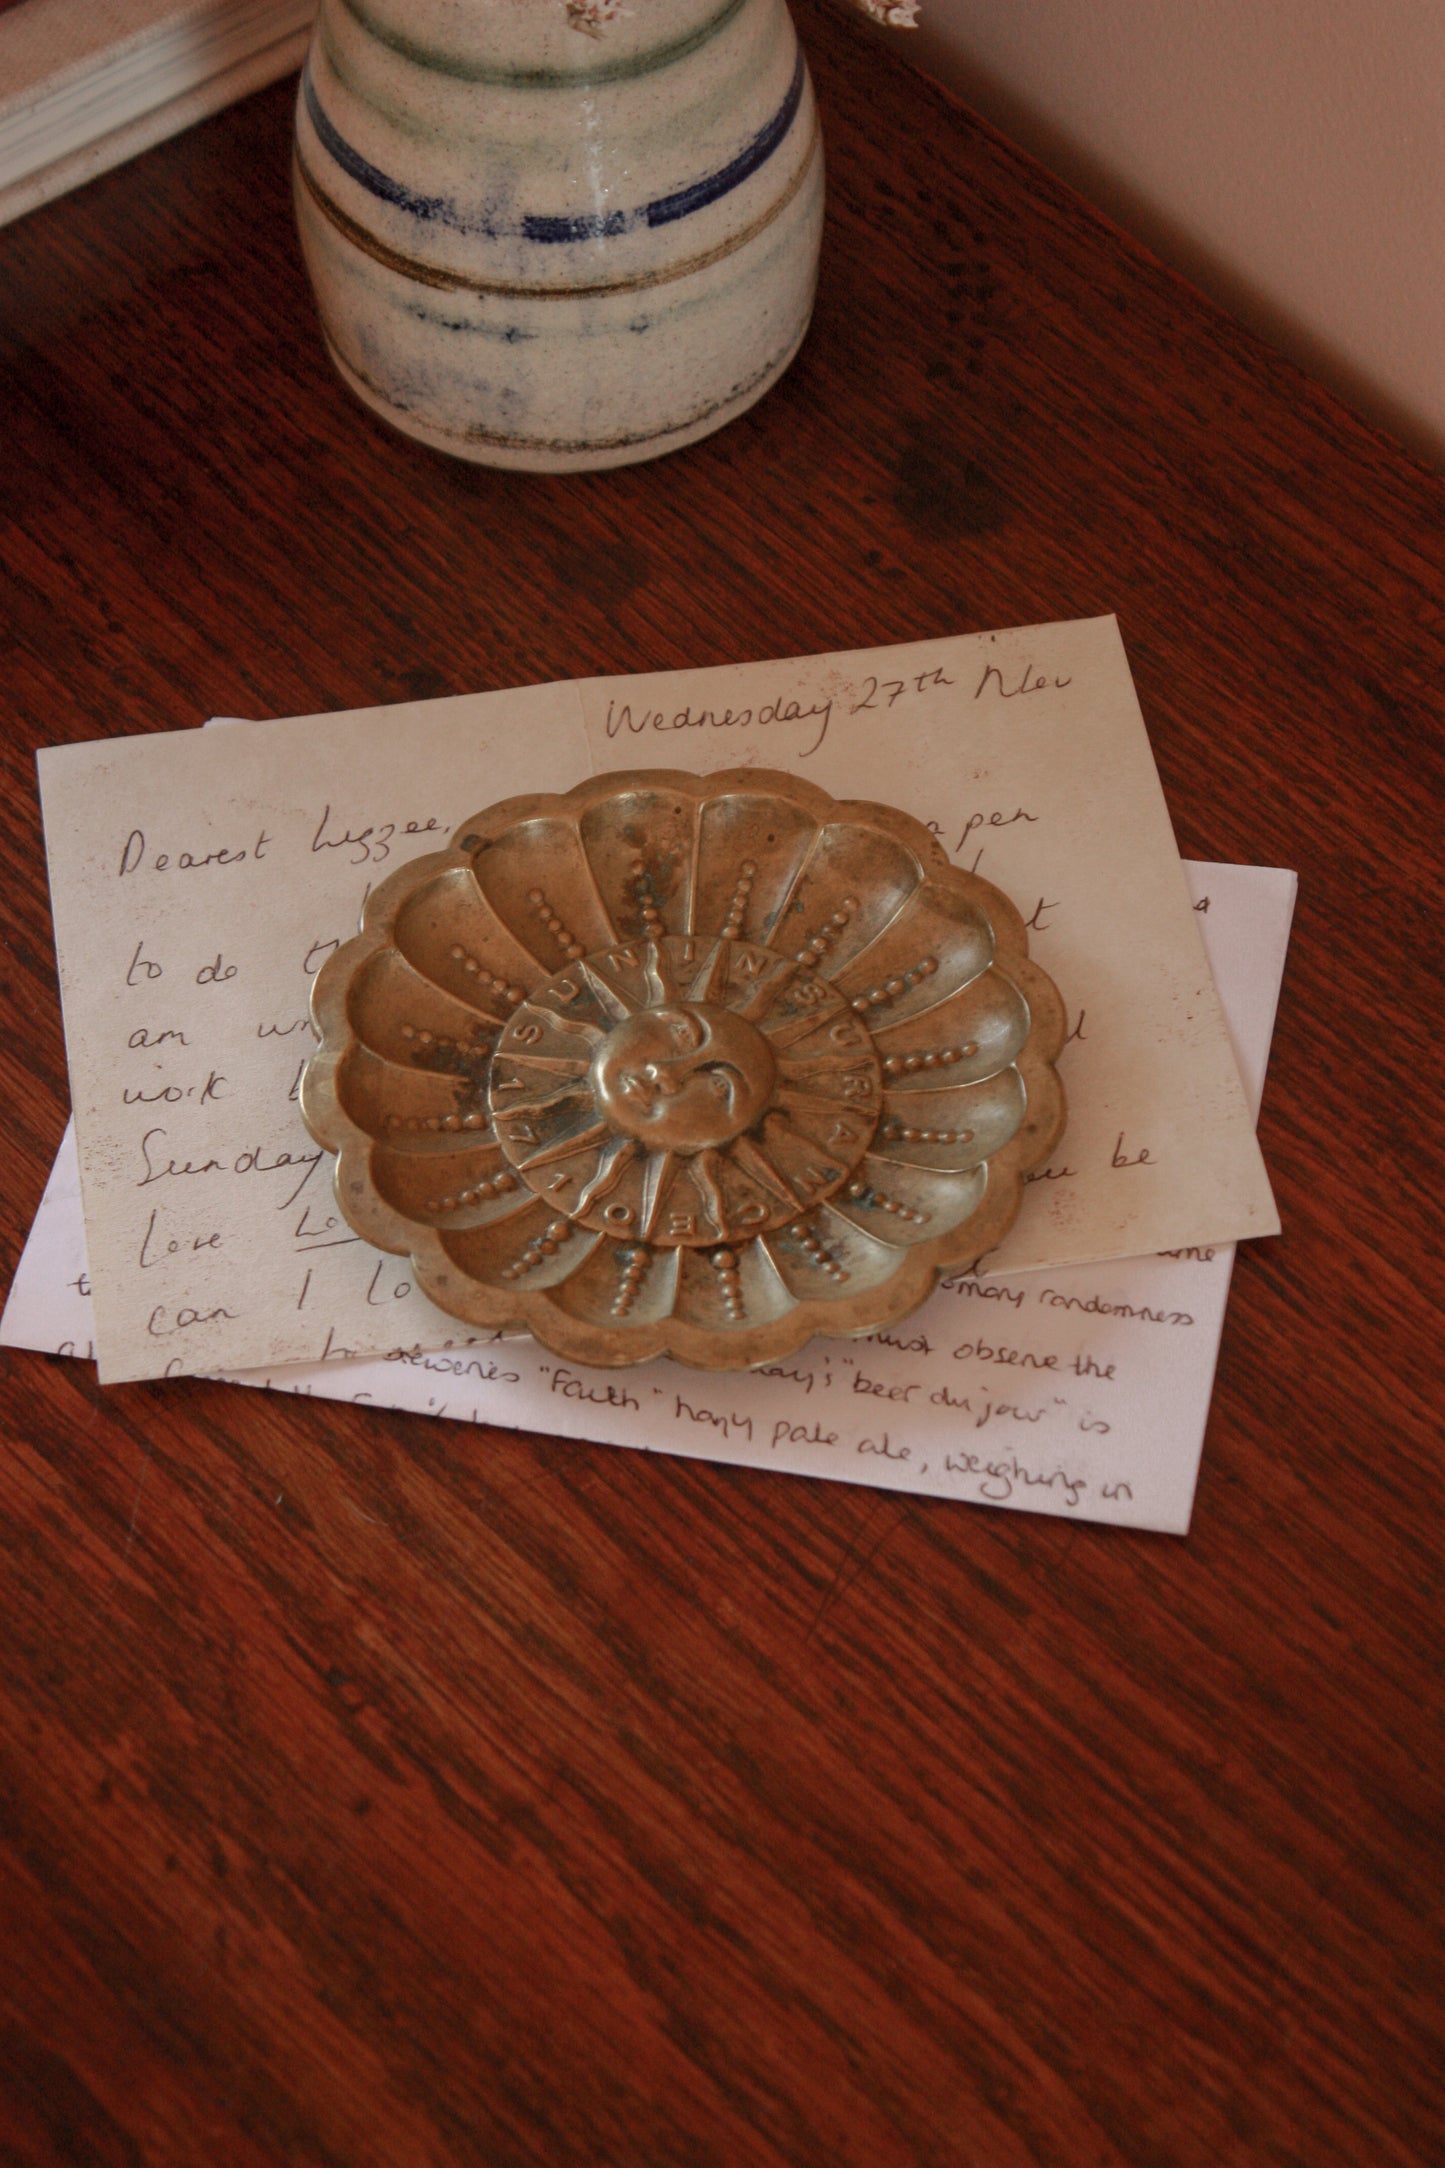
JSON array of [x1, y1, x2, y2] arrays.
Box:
[[489, 935, 884, 1248], [592, 1002, 776, 1151]]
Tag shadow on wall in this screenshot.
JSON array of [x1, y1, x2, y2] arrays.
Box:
[[905, 25, 1443, 474]]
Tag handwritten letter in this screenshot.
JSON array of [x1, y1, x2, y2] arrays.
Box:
[[3, 863, 1295, 1532], [35, 619, 1277, 1384]]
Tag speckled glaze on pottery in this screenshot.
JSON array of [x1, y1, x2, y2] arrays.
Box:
[[293, 0, 825, 471]]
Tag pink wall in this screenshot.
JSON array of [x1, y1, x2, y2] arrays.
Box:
[[905, 0, 1444, 468]]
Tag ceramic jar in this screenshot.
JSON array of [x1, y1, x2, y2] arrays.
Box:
[[293, 0, 824, 472]]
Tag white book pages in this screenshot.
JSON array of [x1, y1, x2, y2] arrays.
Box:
[[0, 0, 314, 223]]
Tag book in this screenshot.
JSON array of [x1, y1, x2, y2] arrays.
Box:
[[0, 0, 314, 229]]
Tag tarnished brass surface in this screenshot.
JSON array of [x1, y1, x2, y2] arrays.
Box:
[[301, 769, 1066, 1369]]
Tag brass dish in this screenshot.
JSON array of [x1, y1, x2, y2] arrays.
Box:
[[301, 769, 1066, 1369]]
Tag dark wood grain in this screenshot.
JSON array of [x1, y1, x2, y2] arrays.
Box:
[[1, 4, 1441, 2162]]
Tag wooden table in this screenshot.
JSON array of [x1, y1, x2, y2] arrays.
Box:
[[2, 5, 1440, 2161]]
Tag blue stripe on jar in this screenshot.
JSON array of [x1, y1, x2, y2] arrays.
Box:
[[294, 112, 822, 301], [303, 48, 805, 244], [645, 50, 803, 228], [303, 67, 458, 227]]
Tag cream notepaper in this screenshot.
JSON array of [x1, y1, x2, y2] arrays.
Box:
[[2, 863, 1295, 1532], [36, 618, 1278, 1385]]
